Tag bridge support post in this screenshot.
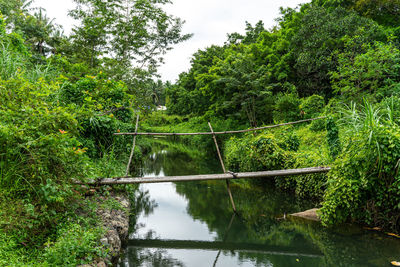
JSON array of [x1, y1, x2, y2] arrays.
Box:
[[125, 114, 140, 177], [208, 122, 237, 212]]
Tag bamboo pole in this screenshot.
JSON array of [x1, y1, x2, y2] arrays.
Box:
[[213, 213, 236, 267], [125, 114, 140, 177], [75, 167, 331, 185], [208, 122, 226, 173], [208, 122, 237, 212], [114, 117, 326, 136]]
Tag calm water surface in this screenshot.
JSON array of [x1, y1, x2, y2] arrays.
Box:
[[119, 141, 400, 267]]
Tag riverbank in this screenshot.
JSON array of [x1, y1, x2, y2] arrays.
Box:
[[81, 192, 130, 267]]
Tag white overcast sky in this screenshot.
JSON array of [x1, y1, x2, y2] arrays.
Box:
[[32, 0, 310, 82]]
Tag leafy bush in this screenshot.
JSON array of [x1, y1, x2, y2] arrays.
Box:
[[43, 223, 106, 266], [273, 93, 301, 122], [378, 95, 400, 125], [0, 230, 39, 266], [331, 41, 400, 101], [225, 133, 294, 189], [300, 95, 325, 119], [277, 131, 300, 152], [310, 119, 326, 132], [326, 117, 341, 160], [225, 133, 292, 172], [144, 111, 184, 126], [320, 102, 400, 230]]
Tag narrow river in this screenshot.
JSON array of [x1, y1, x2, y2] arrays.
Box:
[[119, 140, 400, 267]]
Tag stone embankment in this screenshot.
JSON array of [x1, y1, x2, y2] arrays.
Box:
[[81, 192, 130, 267]]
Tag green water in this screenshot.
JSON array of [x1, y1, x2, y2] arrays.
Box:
[[119, 140, 400, 267]]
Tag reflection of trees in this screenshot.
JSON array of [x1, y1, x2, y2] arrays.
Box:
[[129, 189, 158, 233], [176, 180, 400, 266], [123, 247, 185, 267], [279, 220, 400, 267], [175, 180, 317, 244], [139, 141, 221, 177]]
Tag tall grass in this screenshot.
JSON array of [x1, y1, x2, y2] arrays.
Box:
[[26, 61, 57, 82], [339, 98, 398, 171], [0, 44, 25, 80], [339, 99, 390, 137]]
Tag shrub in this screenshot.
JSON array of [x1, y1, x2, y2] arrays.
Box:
[[273, 93, 301, 122], [225, 133, 294, 188], [300, 94, 325, 119], [43, 223, 106, 266], [320, 103, 400, 230], [326, 117, 341, 160]]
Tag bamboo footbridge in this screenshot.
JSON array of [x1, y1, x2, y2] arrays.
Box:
[[77, 116, 330, 212]]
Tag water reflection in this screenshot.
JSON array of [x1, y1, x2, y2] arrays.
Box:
[[120, 140, 400, 267]]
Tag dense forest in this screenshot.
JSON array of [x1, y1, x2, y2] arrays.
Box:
[[1, 0, 400, 265]]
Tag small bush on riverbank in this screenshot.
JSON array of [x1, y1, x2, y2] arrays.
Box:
[[43, 223, 106, 266], [224, 126, 329, 198], [225, 133, 292, 173]]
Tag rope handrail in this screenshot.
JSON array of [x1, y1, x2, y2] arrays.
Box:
[[113, 117, 326, 136]]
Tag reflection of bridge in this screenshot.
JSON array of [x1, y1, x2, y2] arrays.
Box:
[[128, 213, 324, 266], [77, 116, 330, 212], [128, 239, 324, 258]]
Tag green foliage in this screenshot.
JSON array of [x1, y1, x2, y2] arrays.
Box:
[[68, 0, 191, 106], [165, 45, 226, 116], [1, 0, 65, 61], [326, 117, 341, 159], [378, 95, 400, 125], [142, 113, 246, 151], [320, 102, 400, 230], [309, 119, 326, 132], [225, 133, 292, 173], [167, 3, 391, 127], [43, 223, 106, 266], [331, 41, 400, 100], [300, 95, 325, 119], [313, 0, 400, 27], [273, 93, 301, 122], [58, 74, 135, 157], [278, 131, 300, 152], [290, 6, 385, 97], [224, 126, 329, 197], [0, 230, 40, 266], [144, 111, 183, 126]]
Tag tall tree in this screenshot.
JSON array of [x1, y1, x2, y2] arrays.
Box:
[[69, 0, 112, 68], [0, 1, 64, 60], [69, 0, 191, 77], [25, 8, 62, 56]]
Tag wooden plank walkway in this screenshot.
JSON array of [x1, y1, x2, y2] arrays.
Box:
[[76, 167, 330, 185]]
